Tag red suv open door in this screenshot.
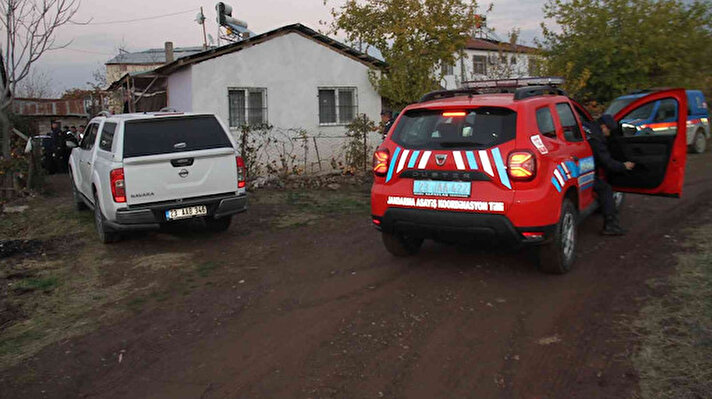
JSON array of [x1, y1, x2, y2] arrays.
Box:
[[608, 89, 688, 197]]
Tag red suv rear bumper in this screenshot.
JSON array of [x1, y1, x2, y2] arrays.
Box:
[[374, 208, 555, 246]]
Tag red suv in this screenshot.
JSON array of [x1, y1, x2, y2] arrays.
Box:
[[371, 78, 688, 273]]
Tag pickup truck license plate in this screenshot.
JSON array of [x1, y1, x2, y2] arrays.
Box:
[[413, 180, 471, 197], [165, 205, 207, 220]]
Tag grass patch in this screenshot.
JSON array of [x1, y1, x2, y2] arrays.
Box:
[[195, 261, 221, 277], [14, 276, 60, 293], [126, 297, 147, 313], [633, 218, 712, 399]]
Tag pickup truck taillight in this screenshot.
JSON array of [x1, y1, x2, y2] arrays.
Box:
[[236, 156, 246, 189], [373, 149, 389, 177], [110, 168, 126, 203], [507, 151, 536, 181]]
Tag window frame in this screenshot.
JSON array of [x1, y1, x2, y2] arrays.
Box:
[[80, 123, 99, 150], [535, 106, 557, 139], [98, 122, 117, 153], [227, 87, 268, 128], [472, 55, 487, 75], [318, 87, 358, 126], [555, 102, 584, 142]]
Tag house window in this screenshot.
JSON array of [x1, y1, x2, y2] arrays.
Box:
[[528, 58, 541, 76], [473, 55, 487, 75], [442, 60, 455, 76], [318, 87, 357, 125], [228, 88, 267, 127]]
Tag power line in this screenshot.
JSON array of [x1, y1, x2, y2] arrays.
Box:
[[71, 9, 196, 26], [60, 47, 115, 56]]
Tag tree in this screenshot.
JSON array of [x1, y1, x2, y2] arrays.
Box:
[[540, 0, 712, 103], [0, 0, 80, 158], [16, 67, 54, 98], [328, 0, 478, 108]]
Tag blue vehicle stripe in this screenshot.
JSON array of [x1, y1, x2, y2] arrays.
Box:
[[465, 151, 478, 170], [557, 165, 568, 181], [565, 161, 579, 178], [407, 150, 420, 168], [491, 148, 511, 189], [386, 147, 401, 182], [552, 177, 562, 192]]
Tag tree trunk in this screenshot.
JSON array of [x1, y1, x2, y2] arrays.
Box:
[[0, 109, 10, 159]]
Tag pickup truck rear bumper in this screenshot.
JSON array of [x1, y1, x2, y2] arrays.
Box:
[[109, 193, 247, 231]]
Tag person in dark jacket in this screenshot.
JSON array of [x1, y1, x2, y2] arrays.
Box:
[[380, 109, 394, 140], [44, 121, 63, 174], [583, 114, 635, 235]]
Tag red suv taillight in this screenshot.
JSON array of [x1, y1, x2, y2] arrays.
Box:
[[110, 168, 126, 203], [373, 149, 390, 177], [507, 151, 536, 181], [236, 156, 246, 189]]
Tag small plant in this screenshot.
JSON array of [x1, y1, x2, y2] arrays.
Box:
[[342, 114, 378, 173]]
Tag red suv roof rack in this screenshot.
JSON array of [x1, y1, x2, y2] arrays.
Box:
[[419, 77, 568, 103]]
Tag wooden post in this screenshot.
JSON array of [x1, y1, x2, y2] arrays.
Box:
[[312, 136, 322, 171]]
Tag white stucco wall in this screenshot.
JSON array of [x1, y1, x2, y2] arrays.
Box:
[[440, 49, 538, 90], [166, 67, 193, 112], [166, 31, 382, 170]]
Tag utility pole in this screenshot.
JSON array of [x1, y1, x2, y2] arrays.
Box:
[[201, 7, 208, 50], [196, 7, 208, 50]]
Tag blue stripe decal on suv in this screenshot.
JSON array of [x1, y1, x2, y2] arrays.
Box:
[[491, 148, 512, 189], [551, 177, 562, 192], [407, 150, 420, 168], [465, 151, 478, 170], [565, 160, 579, 178], [386, 147, 401, 182]]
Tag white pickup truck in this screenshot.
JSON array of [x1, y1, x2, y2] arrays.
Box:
[[67, 112, 247, 243]]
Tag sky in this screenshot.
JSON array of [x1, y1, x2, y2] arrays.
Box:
[[32, 0, 548, 95]]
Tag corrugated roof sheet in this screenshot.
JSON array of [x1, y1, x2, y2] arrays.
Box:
[[466, 38, 537, 53], [105, 46, 209, 65]]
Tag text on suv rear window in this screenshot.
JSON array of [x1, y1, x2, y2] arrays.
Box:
[[123, 115, 232, 158], [391, 107, 516, 149]]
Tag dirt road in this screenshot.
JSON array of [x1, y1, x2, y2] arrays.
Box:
[[3, 152, 712, 399]]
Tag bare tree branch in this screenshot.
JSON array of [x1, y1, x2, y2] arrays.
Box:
[[0, 0, 81, 157]]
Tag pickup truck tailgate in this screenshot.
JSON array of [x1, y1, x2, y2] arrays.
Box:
[[124, 147, 237, 206]]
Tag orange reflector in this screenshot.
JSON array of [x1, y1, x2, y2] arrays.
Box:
[[442, 111, 467, 117]]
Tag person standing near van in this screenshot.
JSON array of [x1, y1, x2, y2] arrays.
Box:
[[583, 115, 635, 236]]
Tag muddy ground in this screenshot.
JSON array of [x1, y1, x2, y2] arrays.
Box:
[[1, 151, 712, 399]]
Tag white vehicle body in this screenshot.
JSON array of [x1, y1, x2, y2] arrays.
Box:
[[68, 112, 247, 242]]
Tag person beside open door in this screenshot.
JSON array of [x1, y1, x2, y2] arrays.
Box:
[[583, 115, 635, 235]]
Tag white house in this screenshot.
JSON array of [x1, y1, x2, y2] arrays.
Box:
[[441, 37, 539, 90], [152, 24, 385, 170]]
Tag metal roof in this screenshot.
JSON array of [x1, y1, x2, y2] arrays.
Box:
[[105, 46, 210, 65], [152, 24, 387, 76], [465, 38, 538, 53]]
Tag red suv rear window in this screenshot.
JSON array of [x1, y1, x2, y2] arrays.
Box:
[[391, 107, 516, 150]]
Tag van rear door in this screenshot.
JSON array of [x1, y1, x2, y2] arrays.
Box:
[[121, 115, 237, 206]]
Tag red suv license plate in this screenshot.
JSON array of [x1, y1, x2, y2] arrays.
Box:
[[413, 180, 471, 198]]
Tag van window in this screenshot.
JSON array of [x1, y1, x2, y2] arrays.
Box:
[[390, 107, 517, 150], [80, 124, 99, 150], [536, 107, 556, 138], [555, 103, 583, 142], [123, 115, 232, 158], [99, 122, 117, 152], [654, 99, 677, 121]]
